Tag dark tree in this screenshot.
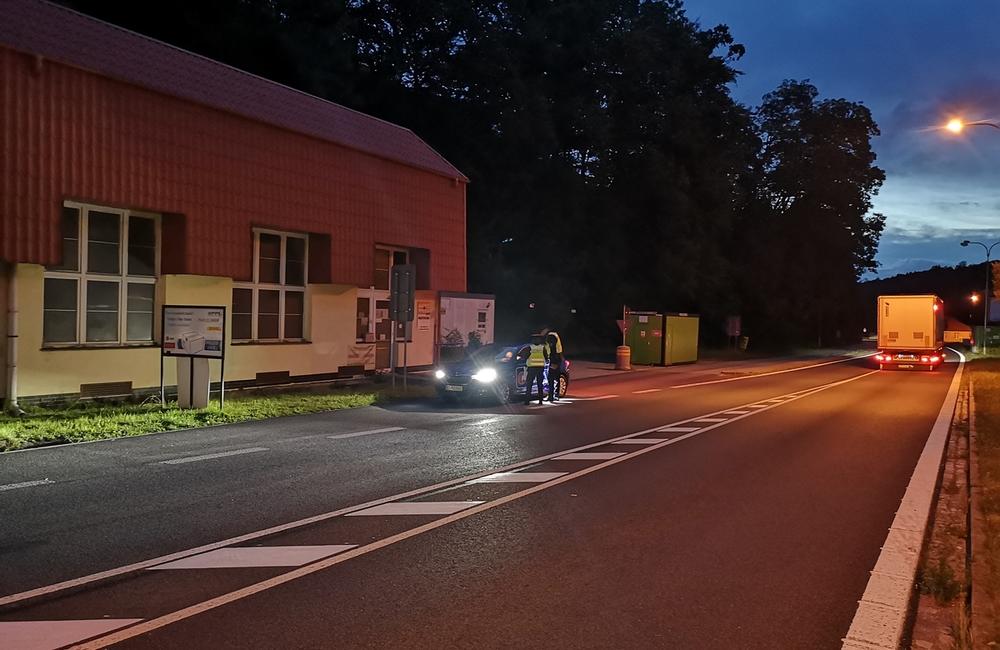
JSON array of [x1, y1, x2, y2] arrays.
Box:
[[740, 80, 885, 346]]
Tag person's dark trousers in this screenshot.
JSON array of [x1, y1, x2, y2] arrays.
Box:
[[525, 367, 544, 404], [547, 362, 561, 402]]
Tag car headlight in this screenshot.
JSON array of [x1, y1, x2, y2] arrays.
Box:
[[472, 367, 498, 383], [434, 369, 447, 380]]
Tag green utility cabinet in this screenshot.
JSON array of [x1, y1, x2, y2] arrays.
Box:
[[626, 311, 699, 366], [664, 313, 699, 365], [625, 312, 664, 365]]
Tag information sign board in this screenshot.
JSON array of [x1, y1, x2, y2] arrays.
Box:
[[162, 305, 226, 358]]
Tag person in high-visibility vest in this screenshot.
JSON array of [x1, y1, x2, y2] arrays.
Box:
[[546, 331, 564, 402], [524, 334, 549, 405]]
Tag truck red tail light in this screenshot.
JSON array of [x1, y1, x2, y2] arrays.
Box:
[[930, 355, 940, 363], [921, 356, 929, 362]]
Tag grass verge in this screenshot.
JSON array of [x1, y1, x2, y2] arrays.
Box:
[[970, 358, 1000, 643], [0, 386, 428, 452]]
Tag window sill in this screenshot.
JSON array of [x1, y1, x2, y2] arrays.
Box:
[[41, 343, 159, 351], [231, 340, 312, 346]]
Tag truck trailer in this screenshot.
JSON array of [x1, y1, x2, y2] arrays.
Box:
[[875, 294, 945, 370]]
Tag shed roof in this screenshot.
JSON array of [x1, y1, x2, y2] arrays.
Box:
[[0, 0, 467, 182]]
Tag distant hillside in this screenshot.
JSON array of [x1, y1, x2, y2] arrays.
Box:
[[859, 261, 993, 330]]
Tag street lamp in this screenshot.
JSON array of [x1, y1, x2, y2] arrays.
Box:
[[944, 118, 1000, 134], [961, 240, 1000, 354]]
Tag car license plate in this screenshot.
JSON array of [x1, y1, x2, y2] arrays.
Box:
[[898, 364, 914, 369], [445, 385, 464, 392]]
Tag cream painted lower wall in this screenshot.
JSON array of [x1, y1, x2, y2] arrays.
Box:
[[13, 265, 437, 398], [394, 290, 438, 367]]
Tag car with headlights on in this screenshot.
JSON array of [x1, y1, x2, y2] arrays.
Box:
[[434, 343, 570, 403]]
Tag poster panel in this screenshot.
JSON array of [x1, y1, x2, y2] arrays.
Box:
[[162, 305, 226, 358]]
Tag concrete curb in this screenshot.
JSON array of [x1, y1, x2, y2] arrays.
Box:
[[842, 355, 965, 649]]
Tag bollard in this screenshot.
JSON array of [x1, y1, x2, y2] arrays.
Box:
[[615, 345, 631, 370]]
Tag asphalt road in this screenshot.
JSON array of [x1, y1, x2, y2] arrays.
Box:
[[0, 351, 961, 649]]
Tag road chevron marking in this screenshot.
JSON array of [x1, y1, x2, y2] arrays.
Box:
[[63, 370, 882, 649]]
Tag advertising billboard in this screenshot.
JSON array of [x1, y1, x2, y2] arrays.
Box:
[[439, 293, 495, 350], [162, 305, 226, 358]]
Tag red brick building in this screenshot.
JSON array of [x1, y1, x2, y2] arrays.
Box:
[[0, 0, 467, 403]]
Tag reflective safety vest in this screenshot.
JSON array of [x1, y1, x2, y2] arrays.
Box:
[[526, 343, 547, 367]]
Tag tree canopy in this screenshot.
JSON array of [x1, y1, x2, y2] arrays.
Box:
[[59, 0, 886, 348]]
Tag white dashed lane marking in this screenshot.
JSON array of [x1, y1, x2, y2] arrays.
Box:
[[0, 479, 54, 492], [724, 410, 750, 415], [692, 418, 727, 423], [658, 426, 701, 433], [0, 619, 144, 650], [149, 546, 355, 570], [328, 427, 405, 440], [554, 452, 627, 461], [632, 388, 662, 394], [471, 472, 568, 483], [611, 438, 668, 445], [345, 501, 483, 516], [159, 447, 269, 465]]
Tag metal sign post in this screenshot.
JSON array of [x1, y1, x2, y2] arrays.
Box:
[[389, 265, 416, 393]]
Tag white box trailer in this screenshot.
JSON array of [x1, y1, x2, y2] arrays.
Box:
[[875, 295, 944, 370]]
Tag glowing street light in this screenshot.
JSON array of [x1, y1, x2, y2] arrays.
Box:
[[970, 293, 980, 304], [943, 117, 1000, 133]]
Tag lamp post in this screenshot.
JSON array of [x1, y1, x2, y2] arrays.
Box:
[[961, 240, 999, 354], [944, 119, 999, 353], [945, 118, 1000, 133]]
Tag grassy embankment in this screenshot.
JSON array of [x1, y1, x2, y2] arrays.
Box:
[[0, 384, 432, 452], [971, 358, 1000, 643]]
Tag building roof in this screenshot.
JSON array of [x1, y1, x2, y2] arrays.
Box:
[[0, 0, 467, 182]]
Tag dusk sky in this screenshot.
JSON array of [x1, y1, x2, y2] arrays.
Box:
[[683, 0, 1000, 278]]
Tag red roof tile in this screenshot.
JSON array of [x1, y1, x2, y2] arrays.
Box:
[[0, 0, 467, 181]]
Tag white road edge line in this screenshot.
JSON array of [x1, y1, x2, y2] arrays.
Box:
[[0, 479, 54, 492], [841, 348, 965, 650], [0, 369, 871, 609], [327, 427, 405, 440], [159, 447, 269, 465], [73, 370, 881, 649], [671, 352, 878, 389]]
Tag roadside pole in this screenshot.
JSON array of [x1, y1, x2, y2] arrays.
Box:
[[390, 264, 416, 394]]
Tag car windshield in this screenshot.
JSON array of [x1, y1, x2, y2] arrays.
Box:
[[464, 345, 515, 364]]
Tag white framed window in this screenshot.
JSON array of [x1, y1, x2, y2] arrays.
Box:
[[43, 202, 159, 346], [373, 245, 409, 292], [357, 245, 410, 343], [232, 229, 307, 342]]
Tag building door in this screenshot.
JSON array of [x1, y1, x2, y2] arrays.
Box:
[[374, 299, 391, 369]]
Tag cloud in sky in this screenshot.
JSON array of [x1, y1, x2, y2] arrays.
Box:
[[682, 0, 1000, 276]]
